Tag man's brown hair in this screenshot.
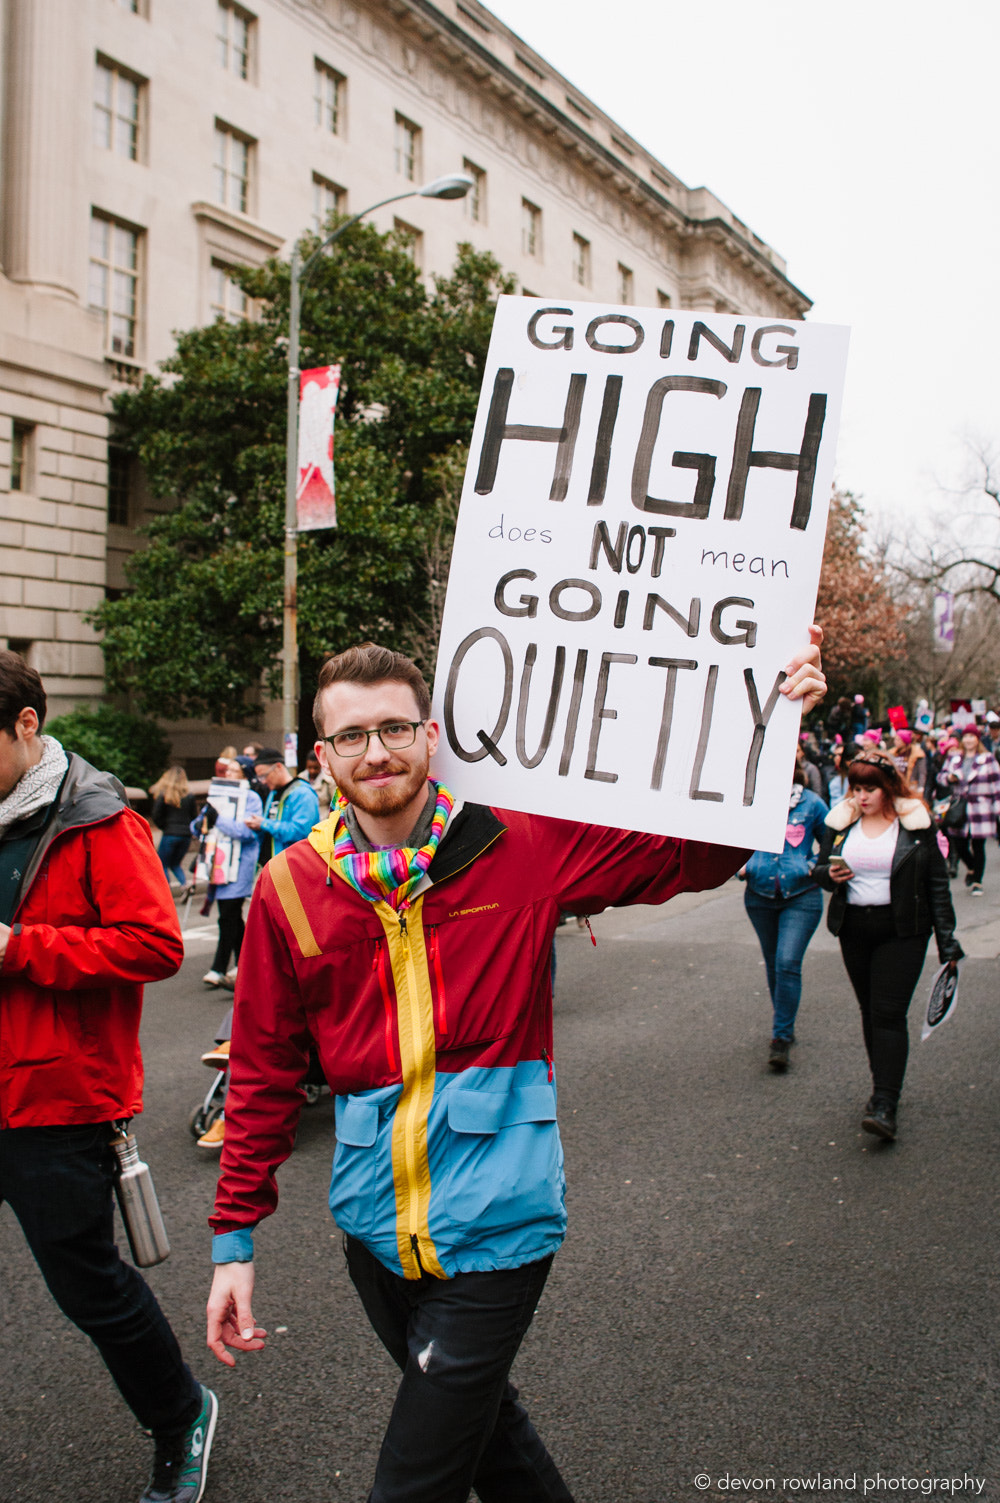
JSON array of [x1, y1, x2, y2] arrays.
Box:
[[312, 643, 431, 737], [0, 650, 46, 735]]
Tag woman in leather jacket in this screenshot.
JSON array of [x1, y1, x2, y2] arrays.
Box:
[[814, 748, 963, 1143]]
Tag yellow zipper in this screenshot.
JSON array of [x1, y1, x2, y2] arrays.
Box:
[[376, 896, 447, 1280]]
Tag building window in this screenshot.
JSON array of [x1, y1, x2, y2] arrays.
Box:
[[93, 58, 142, 160], [617, 262, 633, 305], [521, 199, 541, 259], [572, 233, 590, 288], [107, 445, 132, 526], [10, 422, 34, 493], [114, 0, 143, 13], [657, 289, 672, 308], [209, 261, 250, 323], [394, 114, 420, 182], [462, 159, 485, 223], [213, 122, 253, 214], [88, 212, 141, 358], [393, 218, 423, 268], [314, 61, 344, 135], [312, 174, 345, 233], [216, 1, 253, 80]]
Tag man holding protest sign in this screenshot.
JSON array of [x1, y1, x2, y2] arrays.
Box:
[[206, 629, 825, 1503]]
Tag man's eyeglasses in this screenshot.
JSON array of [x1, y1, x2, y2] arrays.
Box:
[[320, 721, 426, 758]]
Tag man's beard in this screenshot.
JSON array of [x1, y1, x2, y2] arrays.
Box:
[[338, 756, 429, 820]]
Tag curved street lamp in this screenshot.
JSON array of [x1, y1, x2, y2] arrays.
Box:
[[281, 173, 475, 758]]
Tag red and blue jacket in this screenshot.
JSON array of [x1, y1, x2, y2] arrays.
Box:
[[211, 801, 745, 1278]]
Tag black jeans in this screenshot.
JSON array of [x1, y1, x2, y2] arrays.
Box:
[[0, 1123, 201, 1437], [955, 835, 986, 884], [211, 896, 246, 973], [345, 1236, 574, 1503], [837, 905, 929, 1105]]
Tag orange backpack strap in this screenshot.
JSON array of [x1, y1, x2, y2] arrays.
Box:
[[268, 850, 322, 958]]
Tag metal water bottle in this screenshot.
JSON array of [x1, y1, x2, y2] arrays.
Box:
[[110, 1127, 171, 1267]]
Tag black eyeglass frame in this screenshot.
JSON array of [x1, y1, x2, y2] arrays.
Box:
[[319, 720, 427, 758]]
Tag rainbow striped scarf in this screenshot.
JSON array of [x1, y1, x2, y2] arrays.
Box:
[[328, 781, 455, 909]]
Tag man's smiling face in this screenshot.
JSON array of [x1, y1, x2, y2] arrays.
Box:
[[315, 680, 439, 823]]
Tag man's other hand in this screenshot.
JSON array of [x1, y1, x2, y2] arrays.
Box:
[[779, 624, 827, 714], [244, 814, 263, 830], [0, 921, 11, 962], [206, 1262, 267, 1367]]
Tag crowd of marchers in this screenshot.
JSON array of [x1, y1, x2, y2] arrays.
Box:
[[3, 634, 994, 1503]]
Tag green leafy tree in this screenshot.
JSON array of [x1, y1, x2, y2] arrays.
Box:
[[46, 705, 171, 789], [93, 226, 515, 723]]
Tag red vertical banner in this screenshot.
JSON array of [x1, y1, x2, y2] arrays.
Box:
[[296, 363, 341, 531]]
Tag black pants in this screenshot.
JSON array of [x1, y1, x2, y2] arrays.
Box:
[[345, 1236, 574, 1503], [211, 895, 245, 973], [838, 905, 929, 1105], [0, 1123, 201, 1436], [955, 835, 986, 884]]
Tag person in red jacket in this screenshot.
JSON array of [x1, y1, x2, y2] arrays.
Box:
[[207, 636, 826, 1503], [0, 652, 217, 1503]]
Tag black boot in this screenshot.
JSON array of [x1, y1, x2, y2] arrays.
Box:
[[861, 1097, 897, 1141], [768, 1037, 791, 1072]]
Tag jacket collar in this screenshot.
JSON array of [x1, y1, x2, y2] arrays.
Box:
[[17, 754, 127, 906], [825, 795, 930, 833]]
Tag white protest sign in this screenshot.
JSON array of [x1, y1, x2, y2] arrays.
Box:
[[432, 297, 849, 851]]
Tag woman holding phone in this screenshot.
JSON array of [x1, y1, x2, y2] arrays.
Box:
[[815, 748, 963, 1142]]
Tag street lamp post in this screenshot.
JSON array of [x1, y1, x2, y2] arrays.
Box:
[[281, 172, 474, 762]]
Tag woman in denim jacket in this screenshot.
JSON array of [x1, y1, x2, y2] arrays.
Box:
[[742, 770, 828, 1072]]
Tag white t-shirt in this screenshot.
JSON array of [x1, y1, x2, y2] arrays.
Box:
[[843, 819, 899, 906]]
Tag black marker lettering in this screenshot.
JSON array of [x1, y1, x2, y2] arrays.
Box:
[[631, 376, 727, 517], [587, 375, 623, 505], [648, 656, 697, 791], [494, 569, 538, 618], [443, 627, 514, 764], [558, 649, 588, 776], [643, 593, 701, 636], [710, 597, 757, 648], [742, 669, 786, 805], [515, 643, 566, 769], [725, 387, 827, 531], [474, 367, 586, 502], [687, 321, 746, 363], [750, 324, 799, 370], [648, 526, 675, 578], [585, 314, 644, 354], [584, 652, 637, 783], [527, 307, 574, 350], [613, 590, 629, 628], [689, 665, 724, 802], [589, 520, 627, 574], [549, 578, 602, 623]]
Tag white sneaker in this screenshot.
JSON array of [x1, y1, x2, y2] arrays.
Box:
[[202, 970, 224, 986], [225, 966, 238, 980]]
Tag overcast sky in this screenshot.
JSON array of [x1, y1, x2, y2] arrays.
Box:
[[486, 0, 1000, 534]]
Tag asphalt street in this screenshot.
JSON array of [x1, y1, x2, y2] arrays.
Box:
[[2, 869, 998, 1503]]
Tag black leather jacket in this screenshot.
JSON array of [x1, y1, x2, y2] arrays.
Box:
[[814, 819, 964, 963]]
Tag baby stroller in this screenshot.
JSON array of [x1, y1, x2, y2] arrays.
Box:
[[189, 1039, 330, 1140]]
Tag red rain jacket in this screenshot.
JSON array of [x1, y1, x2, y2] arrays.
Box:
[[0, 755, 184, 1129]]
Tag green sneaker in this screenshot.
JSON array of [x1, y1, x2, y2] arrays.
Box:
[[141, 1385, 218, 1503]]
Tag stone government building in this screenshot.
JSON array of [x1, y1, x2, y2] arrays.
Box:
[[0, 0, 809, 757]]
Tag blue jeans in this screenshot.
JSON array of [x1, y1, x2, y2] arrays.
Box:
[[345, 1236, 574, 1503], [157, 833, 190, 886], [0, 1123, 202, 1437], [744, 885, 824, 1041]]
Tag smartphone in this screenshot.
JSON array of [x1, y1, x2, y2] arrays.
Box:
[[828, 855, 850, 870]]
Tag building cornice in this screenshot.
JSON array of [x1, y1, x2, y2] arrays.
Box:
[[385, 0, 811, 314], [191, 201, 286, 255]]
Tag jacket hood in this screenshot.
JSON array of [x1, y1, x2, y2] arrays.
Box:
[[825, 796, 931, 833]]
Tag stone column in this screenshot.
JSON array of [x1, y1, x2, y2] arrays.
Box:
[[1, 0, 86, 297]]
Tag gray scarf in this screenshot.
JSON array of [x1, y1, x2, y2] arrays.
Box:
[[0, 735, 69, 836]]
